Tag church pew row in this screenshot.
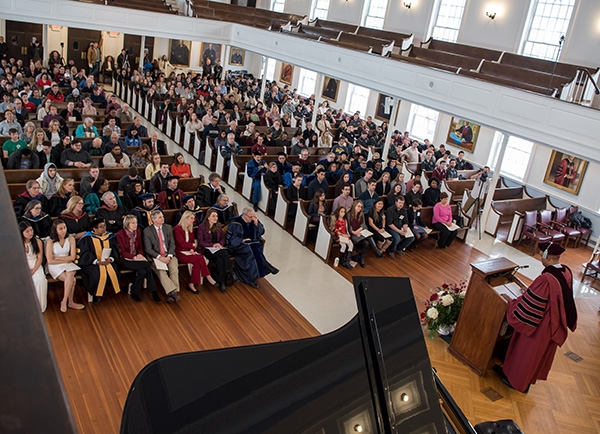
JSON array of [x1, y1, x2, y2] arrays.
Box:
[[313, 204, 471, 264], [484, 196, 555, 242], [403, 46, 482, 72], [7, 176, 204, 201], [420, 37, 503, 62]]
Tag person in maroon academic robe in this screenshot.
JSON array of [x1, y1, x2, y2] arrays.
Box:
[[498, 242, 578, 393]]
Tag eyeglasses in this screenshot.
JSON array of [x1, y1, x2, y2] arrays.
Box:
[[32, 206, 42, 210]]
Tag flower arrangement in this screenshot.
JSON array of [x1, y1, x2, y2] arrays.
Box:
[[420, 278, 468, 339]]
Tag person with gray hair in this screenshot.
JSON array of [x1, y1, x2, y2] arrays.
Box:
[[225, 207, 278, 289], [143, 209, 181, 303], [95, 191, 127, 234], [75, 117, 99, 138]]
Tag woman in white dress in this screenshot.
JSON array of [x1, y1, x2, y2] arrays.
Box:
[[19, 221, 48, 313], [46, 219, 84, 312]]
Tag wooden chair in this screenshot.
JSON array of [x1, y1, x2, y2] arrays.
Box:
[[550, 208, 581, 248], [568, 205, 592, 247], [582, 251, 600, 282], [517, 210, 551, 254], [538, 210, 566, 245]]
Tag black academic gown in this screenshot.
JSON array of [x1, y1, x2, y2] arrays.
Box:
[[76, 232, 121, 296], [225, 216, 271, 284]]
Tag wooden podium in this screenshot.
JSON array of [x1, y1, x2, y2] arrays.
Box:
[[448, 258, 523, 376]]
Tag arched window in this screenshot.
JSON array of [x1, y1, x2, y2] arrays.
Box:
[[520, 0, 576, 60]]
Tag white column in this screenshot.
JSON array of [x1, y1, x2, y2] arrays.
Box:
[[311, 73, 324, 128], [381, 98, 399, 163], [259, 56, 267, 102], [139, 35, 146, 72], [481, 133, 509, 227], [42, 25, 49, 68]]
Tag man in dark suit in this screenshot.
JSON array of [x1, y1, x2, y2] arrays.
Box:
[[143, 210, 181, 303], [147, 131, 167, 155]]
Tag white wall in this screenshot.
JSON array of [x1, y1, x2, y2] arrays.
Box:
[[284, 0, 311, 16], [458, 0, 530, 53], [561, 0, 600, 67]]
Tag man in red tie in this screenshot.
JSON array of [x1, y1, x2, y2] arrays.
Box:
[[143, 209, 180, 303], [148, 131, 167, 155]]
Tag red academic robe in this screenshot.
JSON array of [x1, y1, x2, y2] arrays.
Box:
[[503, 266, 577, 392]]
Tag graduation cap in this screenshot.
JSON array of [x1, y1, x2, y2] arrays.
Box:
[[183, 194, 195, 203], [140, 193, 155, 201], [539, 242, 565, 258]]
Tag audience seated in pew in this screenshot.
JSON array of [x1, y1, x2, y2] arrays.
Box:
[[45, 219, 84, 312], [225, 207, 279, 290], [115, 215, 161, 303], [61, 195, 90, 240], [385, 195, 414, 259], [20, 199, 52, 239], [48, 177, 77, 216], [77, 218, 121, 304], [20, 220, 48, 313], [432, 192, 458, 249], [96, 191, 128, 234], [37, 162, 63, 198]]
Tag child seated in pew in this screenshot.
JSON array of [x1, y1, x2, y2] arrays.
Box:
[[331, 206, 355, 269]]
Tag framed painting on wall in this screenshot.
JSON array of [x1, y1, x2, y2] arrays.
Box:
[[169, 39, 191, 67], [229, 47, 245, 66], [280, 63, 294, 85], [321, 76, 340, 102], [446, 118, 480, 153], [200, 42, 222, 67], [543, 151, 588, 195]]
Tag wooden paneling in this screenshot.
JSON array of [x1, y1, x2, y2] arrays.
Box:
[[67, 28, 102, 71], [5, 21, 42, 61], [122, 34, 154, 70]]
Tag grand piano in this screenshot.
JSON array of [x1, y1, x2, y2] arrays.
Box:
[[120, 276, 477, 434]]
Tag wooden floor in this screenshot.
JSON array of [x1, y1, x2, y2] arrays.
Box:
[[44, 224, 600, 434], [332, 236, 600, 434], [43, 276, 319, 434]]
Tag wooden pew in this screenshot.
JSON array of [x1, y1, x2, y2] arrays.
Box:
[[356, 27, 414, 51], [420, 204, 470, 243], [499, 52, 598, 79], [406, 46, 482, 71], [311, 19, 358, 33], [474, 60, 571, 95], [297, 25, 340, 40], [492, 186, 525, 201], [389, 52, 462, 73], [292, 198, 333, 245], [421, 38, 503, 62], [338, 32, 392, 55], [485, 196, 550, 239], [458, 68, 558, 96]]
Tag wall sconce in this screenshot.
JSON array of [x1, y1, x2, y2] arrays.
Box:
[[49, 25, 63, 32], [107, 32, 119, 38], [353, 424, 364, 433], [486, 11, 496, 20], [403, 2, 412, 9]]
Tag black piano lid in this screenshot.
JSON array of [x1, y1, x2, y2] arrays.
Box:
[[120, 276, 447, 434]]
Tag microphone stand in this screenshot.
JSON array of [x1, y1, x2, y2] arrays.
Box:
[[547, 35, 565, 96]]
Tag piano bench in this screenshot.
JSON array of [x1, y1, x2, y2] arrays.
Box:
[[474, 420, 523, 434]]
